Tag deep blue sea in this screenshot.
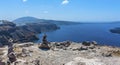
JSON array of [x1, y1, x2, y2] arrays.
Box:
[[38, 23, 120, 47]]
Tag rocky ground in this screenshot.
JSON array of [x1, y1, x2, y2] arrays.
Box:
[[0, 41, 120, 65]]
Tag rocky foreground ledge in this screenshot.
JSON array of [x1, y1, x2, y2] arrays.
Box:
[[0, 41, 120, 65]]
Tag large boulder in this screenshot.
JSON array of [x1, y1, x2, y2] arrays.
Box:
[[80, 46, 88, 50], [82, 41, 91, 46], [102, 52, 112, 57], [112, 50, 120, 56], [91, 41, 98, 46], [33, 59, 40, 65], [51, 41, 71, 50], [39, 43, 50, 50]]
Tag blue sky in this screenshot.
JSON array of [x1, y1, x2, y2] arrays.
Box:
[[0, 0, 120, 22]]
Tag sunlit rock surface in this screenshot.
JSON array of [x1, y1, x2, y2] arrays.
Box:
[[0, 41, 120, 65]]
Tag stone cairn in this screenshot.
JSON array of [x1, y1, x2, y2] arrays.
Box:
[[7, 38, 17, 65], [39, 34, 50, 50]]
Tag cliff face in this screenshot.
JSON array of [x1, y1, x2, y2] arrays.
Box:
[[0, 20, 59, 46], [25, 22, 60, 33]]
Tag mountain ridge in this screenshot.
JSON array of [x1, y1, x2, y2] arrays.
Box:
[[13, 16, 80, 26]]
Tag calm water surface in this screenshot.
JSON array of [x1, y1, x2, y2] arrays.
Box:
[[38, 23, 120, 47]]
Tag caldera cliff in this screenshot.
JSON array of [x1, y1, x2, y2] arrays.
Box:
[[0, 20, 59, 46]]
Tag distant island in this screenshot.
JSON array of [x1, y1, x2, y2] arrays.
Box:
[[13, 16, 80, 26], [110, 27, 120, 34]]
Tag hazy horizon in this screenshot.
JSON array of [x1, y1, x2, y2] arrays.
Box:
[[0, 0, 120, 22]]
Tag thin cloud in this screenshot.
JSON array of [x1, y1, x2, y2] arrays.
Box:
[[61, 0, 69, 5], [22, 0, 27, 2], [43, 11, 48, 14], [25, 10, 29, 14]]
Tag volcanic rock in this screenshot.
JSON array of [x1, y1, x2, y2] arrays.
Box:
[[82, 41, 91, 46], [39, 34, 51, 50], [0, 41, 120, 65], [8, 52, 16, 63], [0, 20, 59, 46]]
